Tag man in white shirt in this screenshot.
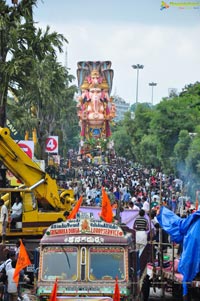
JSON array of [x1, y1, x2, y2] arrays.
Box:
[[7, 259, 18, 301], [0, 199, 8, 244], [142, 198, 150, 213], [10, 196, 22, 229], [0, 250, 16, 273], [0, 250, 16, 300]]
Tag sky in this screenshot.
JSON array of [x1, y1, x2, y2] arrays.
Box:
[[31, 0, 200, 105]]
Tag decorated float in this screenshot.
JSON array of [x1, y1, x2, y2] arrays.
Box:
[[36, 210, 150, 301]]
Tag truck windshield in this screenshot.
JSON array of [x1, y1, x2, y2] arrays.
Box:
[[89, 246, 125, 281], [41, 246, 77, 281]]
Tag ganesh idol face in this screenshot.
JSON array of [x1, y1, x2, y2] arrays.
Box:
[[89, 87, 102, 101]]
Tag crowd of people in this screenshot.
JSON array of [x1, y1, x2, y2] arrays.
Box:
[[0, 240, 28, 301], [58, 159, 194, 217], [57, 158, 197, 258], [0, 156, 199, 300]]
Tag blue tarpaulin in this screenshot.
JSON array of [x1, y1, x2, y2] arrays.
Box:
[[157, 206, 200, 296]]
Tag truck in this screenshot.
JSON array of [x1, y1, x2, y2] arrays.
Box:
[[0, 127, 75, 238], [36, 210, 150, 301]]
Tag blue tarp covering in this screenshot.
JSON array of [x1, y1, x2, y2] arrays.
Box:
[[157, 206, 200, 296]]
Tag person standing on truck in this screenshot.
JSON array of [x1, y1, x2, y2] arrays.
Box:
[[0, 199, 8, 245], [133, 209, 149, 254], [10, 196, 22, 229]]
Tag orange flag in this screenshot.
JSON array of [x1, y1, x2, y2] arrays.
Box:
[[68, 159, 71, 169], [100, 187, 113, 223], [195, 191, 199, 211], [49, 278, 58, 301], [67, 196, 83, 220], [13, 239, 31, 284], [113, 276, 120, 301]]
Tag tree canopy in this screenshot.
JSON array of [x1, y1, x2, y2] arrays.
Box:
[[0, 0, 78, 160], [112, 82, 200, 195]]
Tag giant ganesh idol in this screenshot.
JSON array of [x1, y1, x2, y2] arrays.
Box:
[[77, 61, 116, 142]]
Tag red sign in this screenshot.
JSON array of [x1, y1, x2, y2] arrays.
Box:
[[18, 142, 33, 158], [45, 136, 58, 153]]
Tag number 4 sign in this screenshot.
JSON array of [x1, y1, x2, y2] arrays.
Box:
[[45, 136, 58, 153]]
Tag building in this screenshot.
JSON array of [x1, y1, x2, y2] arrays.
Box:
[[113, 95, 130, 122]]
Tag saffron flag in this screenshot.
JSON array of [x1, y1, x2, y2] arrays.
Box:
[[49, 278, 58, 301], [13, 239, 31, 284], [67, 196, 83, 220], [68, 159, 71, 169], [195, 191, 199, 211], [113, 276, 120, 301], [100, 187, 113, 223]]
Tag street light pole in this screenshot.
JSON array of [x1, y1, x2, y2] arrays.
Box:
[[132, 64, 144, 104], [149, 82, 157, 105]]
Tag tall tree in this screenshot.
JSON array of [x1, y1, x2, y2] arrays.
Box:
[[1, 0, 78, 159], [11, 55, 77, 159], [0, 0, 38, 126], [0, 0, 69, 125]]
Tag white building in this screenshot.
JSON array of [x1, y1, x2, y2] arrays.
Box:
[[113, 95, 130, 122]]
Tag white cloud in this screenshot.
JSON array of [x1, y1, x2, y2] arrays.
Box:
[[38, 21, 200, 105]]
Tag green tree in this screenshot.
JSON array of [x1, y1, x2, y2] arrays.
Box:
[[186, 126, 200, 175], [12, 56, 77, 159], [149, 95, 199, 171], [179, 81, 200, 98], [139, 134, 160, 168], [122, 104, 153, 161], [184, 126, 200, 198], [1, 0, 78, 159], [0, 0, 38, 126], [113, 83, 200, 177], [112, 126, 133, 159], [173, 130, 191, 176]]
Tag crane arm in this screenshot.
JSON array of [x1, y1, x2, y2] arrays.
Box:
[[0, 127, 65, 210]]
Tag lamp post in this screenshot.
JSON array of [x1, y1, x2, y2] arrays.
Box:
[[132, 64, 144, 104], [149, 82, 157, 105]]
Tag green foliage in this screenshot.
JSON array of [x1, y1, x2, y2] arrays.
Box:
[[139, 134, 160, 168], [186, 127, 200, 176], [113, 82, 200, 194], [173, 130, 191, 166], [112, 126, 133, 159], [1, 0, 78, 160], [2, 1, 200, 201]]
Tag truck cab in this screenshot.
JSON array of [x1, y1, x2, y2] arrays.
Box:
[[36, 212, 149, 301]]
